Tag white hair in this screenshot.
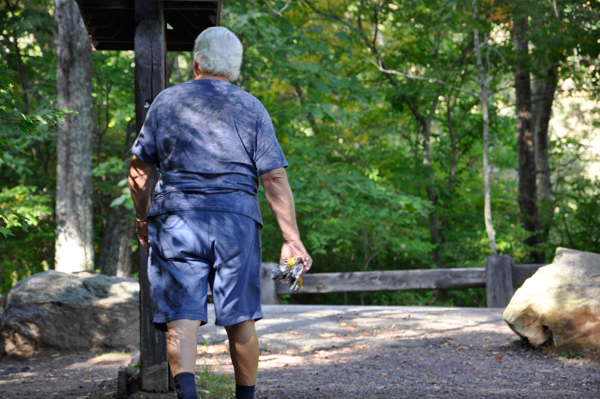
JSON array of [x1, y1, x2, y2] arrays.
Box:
[[193, 27, 243, 82]]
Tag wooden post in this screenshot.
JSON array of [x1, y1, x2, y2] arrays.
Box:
[[135, 0, 169, 392], [486, 255, 514, 308], [260, 262, 280, 305]]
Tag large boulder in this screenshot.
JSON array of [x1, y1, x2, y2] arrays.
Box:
[[503, 247, 600, 350], [0, 270, 139, 358]]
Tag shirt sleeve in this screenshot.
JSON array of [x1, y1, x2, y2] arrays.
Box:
[[254, 100, 288, 176], [130, 101, 158, 164]]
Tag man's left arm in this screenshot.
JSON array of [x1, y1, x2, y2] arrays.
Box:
[[128, 155, 155, 249]]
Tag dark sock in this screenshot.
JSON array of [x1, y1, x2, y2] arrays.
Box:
[[174, 372, 198, 399], [236, 384, 255, 399]]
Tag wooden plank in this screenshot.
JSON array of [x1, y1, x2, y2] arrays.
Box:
[[135, 0, 169, 393], [512, 263, 546, 286], [486, 255, 514, 308], [275, 268, 486, 295]]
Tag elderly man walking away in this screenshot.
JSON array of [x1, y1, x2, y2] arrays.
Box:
[[128, 27, 312, 399]]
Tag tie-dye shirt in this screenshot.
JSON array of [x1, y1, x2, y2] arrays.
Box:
[[131, 79, 288, 225]]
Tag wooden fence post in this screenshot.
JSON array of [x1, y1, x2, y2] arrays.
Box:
[[116, 367, 127, 399], [486, 255, 514, 308], [135, 0, 169, 392], [260, 263, 280, 305]]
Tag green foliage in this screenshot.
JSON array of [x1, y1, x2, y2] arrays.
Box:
[[92, 157, 134, 210], [0, 216, 54, 294], [554, 177, 600, 254], [0, 184, 52, 230], [294, 288, 486, 308], [555, 350, 586, 361], [196, 364, 235, 399], [0, 184, 54, 293], [1, 0, 599, 305], [223, 0, 600, 307], [0, 64, 67, 238], [367, 288, 486, 308]]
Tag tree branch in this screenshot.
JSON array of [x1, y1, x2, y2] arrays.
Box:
[[367, 58, 478, 98]]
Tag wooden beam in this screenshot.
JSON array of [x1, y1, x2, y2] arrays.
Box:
[[272, 263, 545, 296], [275, 268, 487, 295], [94, 42, 135, 51], [79, 0, 134, 10], [165, 10, 203, 38], [90, 12, 132, 39], [80, 1, 219, 11], [166, 8, 217, 28], [164, 1, 219, 10], [134, 0, 169, 393], [86, 11, 128, 28], [75, 0, 221, 51]]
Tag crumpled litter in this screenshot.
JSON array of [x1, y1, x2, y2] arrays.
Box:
[[271, 257, 304, 292]]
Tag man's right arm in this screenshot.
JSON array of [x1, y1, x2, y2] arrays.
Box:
[[128, 155, 155, 249], [260, 167, 312, 273]]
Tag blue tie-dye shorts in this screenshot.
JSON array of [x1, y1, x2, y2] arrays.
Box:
[[147, 210, 263, 328]]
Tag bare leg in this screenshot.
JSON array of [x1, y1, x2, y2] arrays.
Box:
[[225, 320, 259, 385], [167, 319, 202, 376]]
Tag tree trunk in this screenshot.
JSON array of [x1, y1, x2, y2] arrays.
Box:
[[97, 202, 136, 277], [54, 0, 95, 272], [416, 99, 445, 246], [97, 120, 138, 277], [117, 219, 137, 277], [512, 16, 539, 252], [446, 107, 458, 193], [473, 5, 497, 255], [97, 203, 125, 276], [533, 65, 558, 244]]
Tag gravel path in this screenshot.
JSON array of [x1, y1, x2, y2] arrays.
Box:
[[201, 305, 600, 399], [1, 305, 599, 398]]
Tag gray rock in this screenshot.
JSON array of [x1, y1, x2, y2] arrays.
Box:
[[503, 247, 600, 350], [0, 270, 139, 358]]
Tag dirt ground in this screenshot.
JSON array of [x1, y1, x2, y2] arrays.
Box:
[[2, 305, 600, 398]]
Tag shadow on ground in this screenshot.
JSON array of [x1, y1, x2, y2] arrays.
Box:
[[1, 305, 599, 398]]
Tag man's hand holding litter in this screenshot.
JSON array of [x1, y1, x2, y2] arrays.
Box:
[[280, 240, 312, 274]]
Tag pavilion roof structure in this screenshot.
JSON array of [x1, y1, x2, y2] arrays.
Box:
[[74, 0, 221, 51]]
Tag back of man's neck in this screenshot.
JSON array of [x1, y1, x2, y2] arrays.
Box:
[[194, 74, 229, 83]]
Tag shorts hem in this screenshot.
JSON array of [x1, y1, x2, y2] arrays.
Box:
[[153, 311, 208, 326], [216, 310, 263, 327]]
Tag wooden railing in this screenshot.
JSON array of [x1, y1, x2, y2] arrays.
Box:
[[259, 255, 546, 308]]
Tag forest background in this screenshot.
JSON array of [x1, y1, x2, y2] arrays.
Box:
[[1, 0, 599, 307]]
